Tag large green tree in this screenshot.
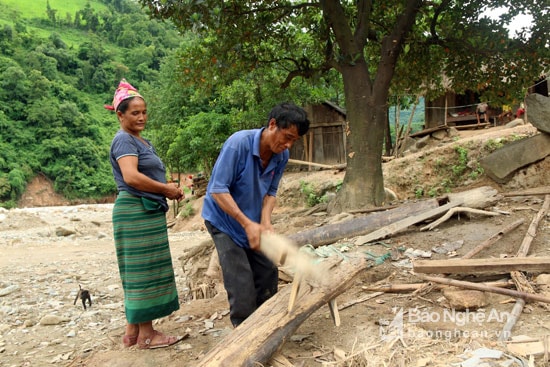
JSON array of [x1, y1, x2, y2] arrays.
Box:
[[139, 0, 549, 212]]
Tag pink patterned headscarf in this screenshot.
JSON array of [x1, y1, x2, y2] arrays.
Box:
[[104, 79, 143, 111]]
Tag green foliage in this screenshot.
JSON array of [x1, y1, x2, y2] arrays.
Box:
[[484, 138, 505, 152], [483, 135, 523, 153], [168, 111, 233, 175], [414, 143, 488, 199], [178, 202, 195, 219], [0, 0, 182, 204], [299, 180, 328, 208], [452, 146, 469, 176]]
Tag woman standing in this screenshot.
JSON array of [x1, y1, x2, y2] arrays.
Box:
[[106, 79, 184, 349]]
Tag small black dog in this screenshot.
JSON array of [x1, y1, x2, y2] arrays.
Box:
[[73, 284, 92, 310]]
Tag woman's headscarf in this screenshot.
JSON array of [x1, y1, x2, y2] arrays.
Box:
[[104, 79, 143, 111]]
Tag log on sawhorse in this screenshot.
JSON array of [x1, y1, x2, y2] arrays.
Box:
[[195, 254, 370, 367]]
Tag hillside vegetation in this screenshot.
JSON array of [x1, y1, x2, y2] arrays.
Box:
[[0, 0, 181, 208]]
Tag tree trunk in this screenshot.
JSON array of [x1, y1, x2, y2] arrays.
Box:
[[329, 62, 388, 213], [323, 0, 422, 214]]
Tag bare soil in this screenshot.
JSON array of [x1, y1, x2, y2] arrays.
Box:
[[1, 124, 549, 367]]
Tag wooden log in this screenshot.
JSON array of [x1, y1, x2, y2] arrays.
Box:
[[195, 254, 369, 367], [461, 218, 525, 259], [416, 275, 550, 304], [289, 198, 440, 248], [446, 186, 500, 209], [355, 199, 463, 245], [413, 257, 550, 274]]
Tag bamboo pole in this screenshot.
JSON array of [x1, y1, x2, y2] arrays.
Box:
[[461, 218, 525, 259], [500, 194, 550, 341], [416, 274, 550, 304]]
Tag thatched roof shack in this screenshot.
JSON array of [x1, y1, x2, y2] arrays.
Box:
[[289, 101, 347, 168]]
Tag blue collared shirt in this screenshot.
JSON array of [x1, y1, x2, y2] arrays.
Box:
[[202, 128, 288, 248]]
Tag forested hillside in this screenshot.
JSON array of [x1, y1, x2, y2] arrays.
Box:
[[0, 0, 184, 207], [0, 0, 181, 207]]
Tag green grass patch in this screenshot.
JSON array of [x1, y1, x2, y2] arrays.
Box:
[[0, 0, 108, 20], [0, 0, 111, 48]]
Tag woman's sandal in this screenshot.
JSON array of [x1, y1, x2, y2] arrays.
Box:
[[137, 330, 184, 350], [121, 334, 138, 348]]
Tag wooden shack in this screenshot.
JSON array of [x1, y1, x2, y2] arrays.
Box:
[[289, 101, 347, 168], [424, 90, 493, 128], [425, 75, 549, 129]]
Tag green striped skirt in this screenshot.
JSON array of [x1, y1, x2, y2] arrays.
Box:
[[112, 191, 179, 324]]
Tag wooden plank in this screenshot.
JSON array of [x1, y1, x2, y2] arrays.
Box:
[[447, 114, 478, 123], [453, 122, 491, 130], [503, 186, 550, 197], [355, 199, 463, 245], [408, 125, 448, 138], [413, 257, 550, 274]]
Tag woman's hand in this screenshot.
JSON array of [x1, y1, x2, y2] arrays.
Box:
[[164, 182, 185, 201]]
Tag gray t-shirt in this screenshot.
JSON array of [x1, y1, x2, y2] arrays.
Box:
[[110, 130, 168, 212]]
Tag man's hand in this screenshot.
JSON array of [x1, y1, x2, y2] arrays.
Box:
[[244, 221, 262, 250]]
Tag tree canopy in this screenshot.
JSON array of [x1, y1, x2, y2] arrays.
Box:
[[139, 0, 549, 212]]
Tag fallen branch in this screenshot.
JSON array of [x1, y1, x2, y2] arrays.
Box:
[[415, 274, 550, 304], [460, 218, 525, 259], [291, 199, 440, 248], [337, 292, 384, 311], [349, 204, 398, 215], [420, 207, 501, 231], [355, 200, 463, 245]]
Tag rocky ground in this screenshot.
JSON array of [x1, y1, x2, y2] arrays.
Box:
[[1, 124, 549, 367]]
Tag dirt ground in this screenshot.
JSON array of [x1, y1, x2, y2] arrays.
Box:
[[1, 124, 549, 367]]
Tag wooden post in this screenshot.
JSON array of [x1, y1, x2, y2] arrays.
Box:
[[308, 130, 313, 171]]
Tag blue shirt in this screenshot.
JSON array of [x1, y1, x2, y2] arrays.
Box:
[[202, 128, 288, 248], [110, 130, 169, 212]]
